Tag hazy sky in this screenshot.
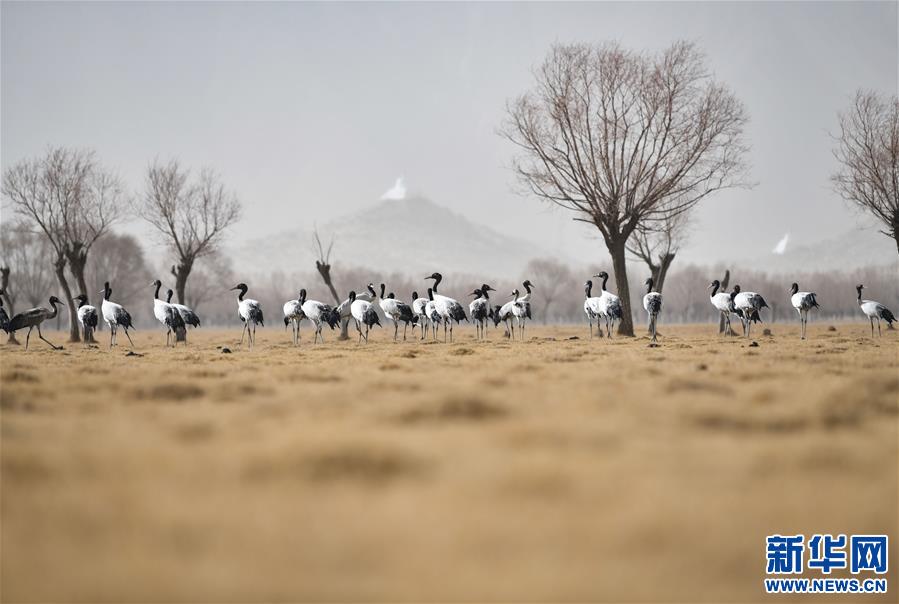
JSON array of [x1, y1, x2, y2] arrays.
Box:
[[2, 1, 896, 264]]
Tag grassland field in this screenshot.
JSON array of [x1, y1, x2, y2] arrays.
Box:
[[1, 323, 897, 602]]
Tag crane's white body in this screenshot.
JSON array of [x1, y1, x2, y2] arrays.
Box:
[[101, 294, 134, 349], [470, 293, 490, 340], [153, 297, 182, 347], [708, 280, 739, 336], [857, 285, 896, 337], [790, 286, 819, 340], [425, 274, 467, 343], [377, 286, 414, 341], [232, 284, 263, 348], [283, 299, 304, 346], [733, 290, 767, 339], [412, 295, 429, 340], [593, 274, 621, 338], [302, 299, 333, 344], [583, 281, 603, 338], [642, 281, 663, 343], [76, 304, 99, 342]]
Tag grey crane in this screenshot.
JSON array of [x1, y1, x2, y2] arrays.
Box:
[[8, 295, 64, 350]]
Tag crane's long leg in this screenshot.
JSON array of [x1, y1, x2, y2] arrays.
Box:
[[877, 318, 882, 337], [37, 325, 60, 350], [239, 322, 247, 347], [394, 321, 399, 342], [123, 328, 135, 348], [25, 326, 33, 350]]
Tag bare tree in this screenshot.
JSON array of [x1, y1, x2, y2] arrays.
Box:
[[502, 41, 750, 335], [832, 90, 899, 254], [183, 251, 234, 311], [312, 227, 349, 340], [86, 232, 153, 324], [2, 147, 124, 341], [626, 209, 690, 294], [140, 159, 241, 304], [523, 258, 572, 322]]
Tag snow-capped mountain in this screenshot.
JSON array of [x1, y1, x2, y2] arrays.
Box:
[[231, 195, 561, 277]]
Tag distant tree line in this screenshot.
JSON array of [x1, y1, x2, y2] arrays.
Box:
[[2, 149, 240, 343]]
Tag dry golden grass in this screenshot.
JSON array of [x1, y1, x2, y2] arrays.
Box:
[[1, 323, 897, 602]]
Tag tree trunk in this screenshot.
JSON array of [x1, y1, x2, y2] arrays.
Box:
[[172, 259, 194, 305], [54, 254, 79, 342], [655, 252, 676, 294], [66, 247, 95, 342], [1, 267, 20, 345], [608, 238, 635, 336], [316, 260, 348, 340], [718, 269, 736, 336], [170, 261, 193, 342]]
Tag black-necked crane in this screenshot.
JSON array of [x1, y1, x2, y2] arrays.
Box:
[[411, 291, 429, 340], [378, 283, 415, 342], [72, 293, 99, 345], [300, 288, 340, 344], [517, 280, 534, 321], [8, 295, 63, 350], [349, 290, 380, 343], [231, 283, 264, 348], [283, 292, 305, 346], [708, 279, 739, 335], [856, 284, 895, 337], [789, 283, 819, 340], [337, 289, 372, 335], [425, 289, 441, 340], [166, 289, 201, 343], [592, 271, 622, 338], [643, 277, 663, 343], [583, 280, 602, 338], [100, 282, 135, 348], [497, 290, 525, 340], [732, 284, 768, 339], [469, 284, 495, 340], [152, 280, 185, 347], [510, 289, 529, 340], [425, 272, 468, 342]]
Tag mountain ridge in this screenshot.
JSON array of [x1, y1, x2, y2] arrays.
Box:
[[231, 196, 562, 277]]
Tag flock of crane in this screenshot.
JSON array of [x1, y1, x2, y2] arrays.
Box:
[[0, 271, 895, 351]]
